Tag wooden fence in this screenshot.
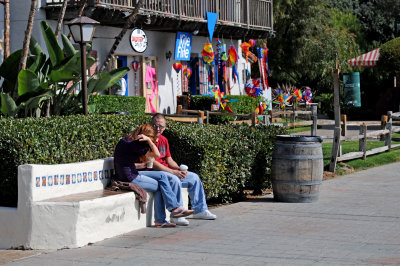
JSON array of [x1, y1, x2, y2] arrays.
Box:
[[333, 111, 400, 162], [175, 105, 261, 125]]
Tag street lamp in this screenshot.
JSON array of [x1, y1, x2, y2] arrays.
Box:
[[66, 16, 99, 115]]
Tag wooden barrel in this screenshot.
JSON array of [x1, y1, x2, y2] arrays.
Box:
[[271, 135, 323, 203]]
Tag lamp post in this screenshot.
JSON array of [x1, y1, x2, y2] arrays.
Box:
[[66, 16, 99, 115]]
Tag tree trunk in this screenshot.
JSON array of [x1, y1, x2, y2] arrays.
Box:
[[19, 0, 38, 71], [14, 0, 38, 100], [2, 0, 10, 59], [99, 0, 143, 73], [54, 0, 68, 40]]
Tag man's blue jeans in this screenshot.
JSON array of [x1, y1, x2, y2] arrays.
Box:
[[132, 172, 179, 223], [140, 170, 208, 214]]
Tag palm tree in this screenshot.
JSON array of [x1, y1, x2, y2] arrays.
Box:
[[0, 0, 10, 59], [99, 0, 143, 73], [19, 0, 38, 72], [54, 0, 68, 40], [15, 0, 38, 99]]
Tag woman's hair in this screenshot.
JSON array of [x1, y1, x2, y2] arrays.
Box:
[[126, 124, 156, 143]]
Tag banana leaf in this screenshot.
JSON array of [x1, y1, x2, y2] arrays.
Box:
[[87, 67, 129, 93], [0, 93, 17, 117], [50, 52, 95, 82], [40, 21, 64, 66], [18, 69, 40, 96]]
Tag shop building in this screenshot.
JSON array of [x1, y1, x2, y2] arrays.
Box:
[[0, 0, 273, 113]]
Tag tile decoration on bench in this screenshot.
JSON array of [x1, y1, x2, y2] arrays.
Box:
[[35, 169, 113, 188]]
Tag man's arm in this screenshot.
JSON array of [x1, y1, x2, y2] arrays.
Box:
[[153, 158, 187, 179], [166, 156, 179, 170]]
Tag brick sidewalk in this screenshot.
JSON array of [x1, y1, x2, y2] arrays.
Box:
[[2, 162, 400, 265]]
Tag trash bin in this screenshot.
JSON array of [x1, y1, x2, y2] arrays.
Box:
[[343, 72, 361, 107], [271, 135, 323, 203]]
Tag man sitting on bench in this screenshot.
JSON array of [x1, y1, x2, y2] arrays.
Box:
[[138, 113, 217, 226]]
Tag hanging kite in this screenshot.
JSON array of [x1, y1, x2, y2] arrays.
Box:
[[249, 39, 256, 48], [228, 45, 239, 85], [263, 43, 271, 89], [202, 43, 214, 64], [240, 41, 251, 63]]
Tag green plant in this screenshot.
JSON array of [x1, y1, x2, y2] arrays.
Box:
[[87, 95, 146, 115], [378, 37, 400, 74], [189, 95, 263, 124], [0, 21, 129, 117]]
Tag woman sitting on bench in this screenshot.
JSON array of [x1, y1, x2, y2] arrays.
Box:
[[113, 124, 194, 228]]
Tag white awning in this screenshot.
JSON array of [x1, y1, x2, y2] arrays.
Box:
[[349, 48, 380, 67]]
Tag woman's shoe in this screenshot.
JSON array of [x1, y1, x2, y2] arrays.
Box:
[[154, 221, 176, 228], [170, 206, 194, 218]]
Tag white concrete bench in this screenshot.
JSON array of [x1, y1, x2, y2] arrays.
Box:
[[0, 158, 188, 250]]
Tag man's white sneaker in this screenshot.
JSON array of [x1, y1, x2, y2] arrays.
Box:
[[170, 217, 189, 226], [192, 210, 217, 220]]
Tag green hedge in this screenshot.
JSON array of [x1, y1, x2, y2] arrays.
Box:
[[88, 95, 146, 114], [164, 122, 286, 202], [0, 114, 285, 206]]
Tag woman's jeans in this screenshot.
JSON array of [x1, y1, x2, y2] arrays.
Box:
[[132, 172, 179, 223]]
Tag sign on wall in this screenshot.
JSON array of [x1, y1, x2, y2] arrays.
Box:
[[174, 32, 192, 61], [130, 28, 148, 53]]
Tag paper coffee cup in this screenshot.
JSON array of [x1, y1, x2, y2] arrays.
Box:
[[147, 157, 154, 168], [180, 164, 188, 171]]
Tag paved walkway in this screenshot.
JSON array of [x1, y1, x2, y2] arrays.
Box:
[[2, 162, 400, 265]]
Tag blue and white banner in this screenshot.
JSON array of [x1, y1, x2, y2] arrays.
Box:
[[174, 32, 192, 61]]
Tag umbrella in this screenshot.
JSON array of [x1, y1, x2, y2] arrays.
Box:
[[349, 48, 380, 67]]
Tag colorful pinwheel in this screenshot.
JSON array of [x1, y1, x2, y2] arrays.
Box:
[[245, 79, 262, 98], [183, 67, 192, 79], [292, 88, 303, 104], [303, 87, 313, 104]]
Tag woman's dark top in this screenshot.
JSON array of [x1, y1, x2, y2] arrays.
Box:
[[113, 137, 149, 182]]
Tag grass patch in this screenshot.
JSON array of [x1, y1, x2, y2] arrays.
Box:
[[286, 126, 311, 134], [322, 140, 400, 174]]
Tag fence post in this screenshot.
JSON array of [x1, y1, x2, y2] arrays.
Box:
[[265, 114, 270, 125], [380, 115, 388, 141], [251, 111, 256, 126], [361, 124, 367, 160], [199, 111, 205, 123], [311, 105, 318, 136], [340, 114, 347, 137], [290, 105, 296, 128], [329, 68, 341, 172], [206, 111, 209, 124], [386, 111, 392, 151], [177, 105, 182, 114]]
